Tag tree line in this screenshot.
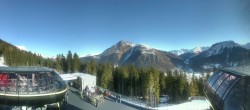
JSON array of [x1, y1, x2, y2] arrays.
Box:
[[0, 39, 51, 67], [0, 39, 82, 73], [83, 61, 209, 105]]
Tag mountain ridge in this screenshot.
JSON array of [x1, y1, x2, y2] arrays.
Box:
[[80, 40, 250, 72], [189, 41, 250, 71]]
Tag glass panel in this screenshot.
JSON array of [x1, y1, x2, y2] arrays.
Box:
[[0, 73, 7, 93], [18, 74, 28, 94], [27, 73, 39, 94], [208, 71, 218, 83], [212, 72, 229, 91], [0, 72, 66, 94], [217, 75, 237, 98], [38, 73, 48, 93], [6, 73, 17, 94], [52, 72, 65, 91], [222, 77, 239, 101], [47, 72, 56, 92], [224, 81, 245, 110], [246, 84, 250, 110], [209, 71, 223, 87]]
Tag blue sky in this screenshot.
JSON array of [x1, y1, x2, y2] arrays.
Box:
[[0, 0, 249, 57]]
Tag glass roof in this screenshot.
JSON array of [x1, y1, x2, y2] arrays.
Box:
[[223, 65, 250, 76]]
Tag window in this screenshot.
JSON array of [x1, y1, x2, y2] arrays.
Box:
[[27, 73, 39, 94], [222, 76, 239, 101], [208, 71, 218, 82], [18, 73, 28, 94], [6, 73, 17, 94], [212, 72, 229, 91], [0, 73, 9, 93], [217, 75, 237, 98], [215, 74, 238, 108], [209, 71, 223, 87], [51, 72, 65, 91], [38, 73, 50, 93], [224, 81, 244, 110]]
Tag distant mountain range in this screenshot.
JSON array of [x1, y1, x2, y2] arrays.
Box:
[[190, 41, 250, 71], [80, 40, 250, 72], [81, 41, 184, 70], [169, 47, 209, 56], [242, 42, 250, 49]]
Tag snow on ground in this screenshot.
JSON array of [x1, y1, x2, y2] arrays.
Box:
[[109, 93, 210, 110], [0, 57, 7, 67], [158, 100, 210, 110], [120, 99, 210, 110]]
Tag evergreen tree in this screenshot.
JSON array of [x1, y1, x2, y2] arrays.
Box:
[[55, 54, 62, 72], [128, 65, 139, 96], [66, 51, 73, 73], [61, 54, 67, 73], [159, 72, 166, 95], [190, 74, 199, 96], [90, 60, 97, 75], [197, 76, 204, 96], [73, 53, 80, 72], [100, 63, 113, 90], [165, 70, 173, 101]]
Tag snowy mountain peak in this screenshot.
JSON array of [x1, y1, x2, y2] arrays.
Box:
[[211, 40, 239, 49], [169, 47, 209, 56], [117, 40, 135, 47], [137, 44, 152, 50], [204, 40, 240, 57], [169, 49, 189, 56], [192, 47, 202, 53]]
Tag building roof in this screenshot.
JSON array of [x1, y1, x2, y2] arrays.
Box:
[[71, 73, 96, 79], [0, 66, 53, 73], [59, 74, 77, 81], [222, 65, 250, 76], [59, 73, 96, 81]]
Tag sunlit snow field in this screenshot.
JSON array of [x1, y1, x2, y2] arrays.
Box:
[[158, 100, 210, 110]]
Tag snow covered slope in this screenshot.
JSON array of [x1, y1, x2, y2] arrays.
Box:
[[202, 40, 239, 57]]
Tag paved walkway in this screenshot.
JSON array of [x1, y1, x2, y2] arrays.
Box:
[[65, 87, 137, 110]]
